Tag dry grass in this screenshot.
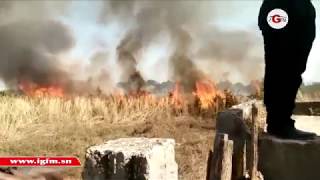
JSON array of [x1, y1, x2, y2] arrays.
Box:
[[0, 95, 217, 180]]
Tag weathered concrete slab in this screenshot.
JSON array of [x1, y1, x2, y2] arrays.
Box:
[[83, 138, 178, 180], [232, 100, 266, 132], [259, 135, 320, 180]]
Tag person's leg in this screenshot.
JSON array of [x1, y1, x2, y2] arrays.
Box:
[[281, 31, 315, 122], [263, 43, 316, 139], [261, 28, 316, 140], [262, 31, 294, 129]]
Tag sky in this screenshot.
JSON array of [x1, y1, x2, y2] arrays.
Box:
[[0, 0, 319, 90]]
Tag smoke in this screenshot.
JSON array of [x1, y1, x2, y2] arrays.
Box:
[[85, 51, 112, 94], [0, 1, 111, 94], [0, 0, 264, 95], [193, 28, 263, 83], [0, 1, 69, 23], [116, 32, 141, 80], [168, 28, 205, 92], [0, 20, 74, 89], [100, 0, 263, 91]]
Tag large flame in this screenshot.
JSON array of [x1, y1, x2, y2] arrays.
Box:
[[193, 79, 225, 110], [18, 80, 64, 97], [167, 79, 227, 112], [17, 77, 233, 113]]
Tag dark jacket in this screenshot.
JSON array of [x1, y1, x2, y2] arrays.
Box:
[[258, 0, 316, 41]]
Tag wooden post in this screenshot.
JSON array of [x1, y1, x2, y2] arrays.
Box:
[[249, 104, 259, 180], [232, 138, 247, 180], [207, 133, 233, 180]]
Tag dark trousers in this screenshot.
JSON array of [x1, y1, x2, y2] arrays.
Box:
[[258, 0, 315, 129]]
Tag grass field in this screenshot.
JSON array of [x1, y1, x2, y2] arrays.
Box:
[[0, 95, 218, 180]]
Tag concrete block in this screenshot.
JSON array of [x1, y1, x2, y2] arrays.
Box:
[[259, 135, 320, 180], [83, 138, 178, 180], [259, 115, 320, 180]]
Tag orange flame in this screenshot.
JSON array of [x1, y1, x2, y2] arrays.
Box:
[[193, 79, 225, 110], [170, 82, 184, 107], [17, 77, 230, 113], [18, 80, 64, 97]]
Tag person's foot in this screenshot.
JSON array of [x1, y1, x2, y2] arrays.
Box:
[[267, 126, 317, 140]]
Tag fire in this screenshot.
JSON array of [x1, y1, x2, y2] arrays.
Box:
[[166, 79, 227, 113], [193, 79, 225, 110], [18, 80, 64, 97], [16, 77, 234, 115], [33, 86, 64, 97], [169, 82, 184, 107]]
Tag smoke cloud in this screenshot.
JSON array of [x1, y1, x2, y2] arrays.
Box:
[[0, 1, 74, 90], [100, 0, 263, 91]]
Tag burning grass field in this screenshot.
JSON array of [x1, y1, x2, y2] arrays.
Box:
[[0, 92, 233, 180]]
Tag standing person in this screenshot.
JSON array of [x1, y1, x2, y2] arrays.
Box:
[[258, 0, 317, 139]]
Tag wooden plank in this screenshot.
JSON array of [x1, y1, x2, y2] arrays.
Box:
[[232, 138, 247, 180], [249, 103, 259, 180], [207, 133, 233, 180], [206, 150, 213, 180]]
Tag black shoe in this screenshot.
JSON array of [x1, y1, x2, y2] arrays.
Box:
[[267, 126, 317, 140]]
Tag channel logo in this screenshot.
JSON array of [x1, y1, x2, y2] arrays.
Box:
[[267, 8, 288, 29]]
